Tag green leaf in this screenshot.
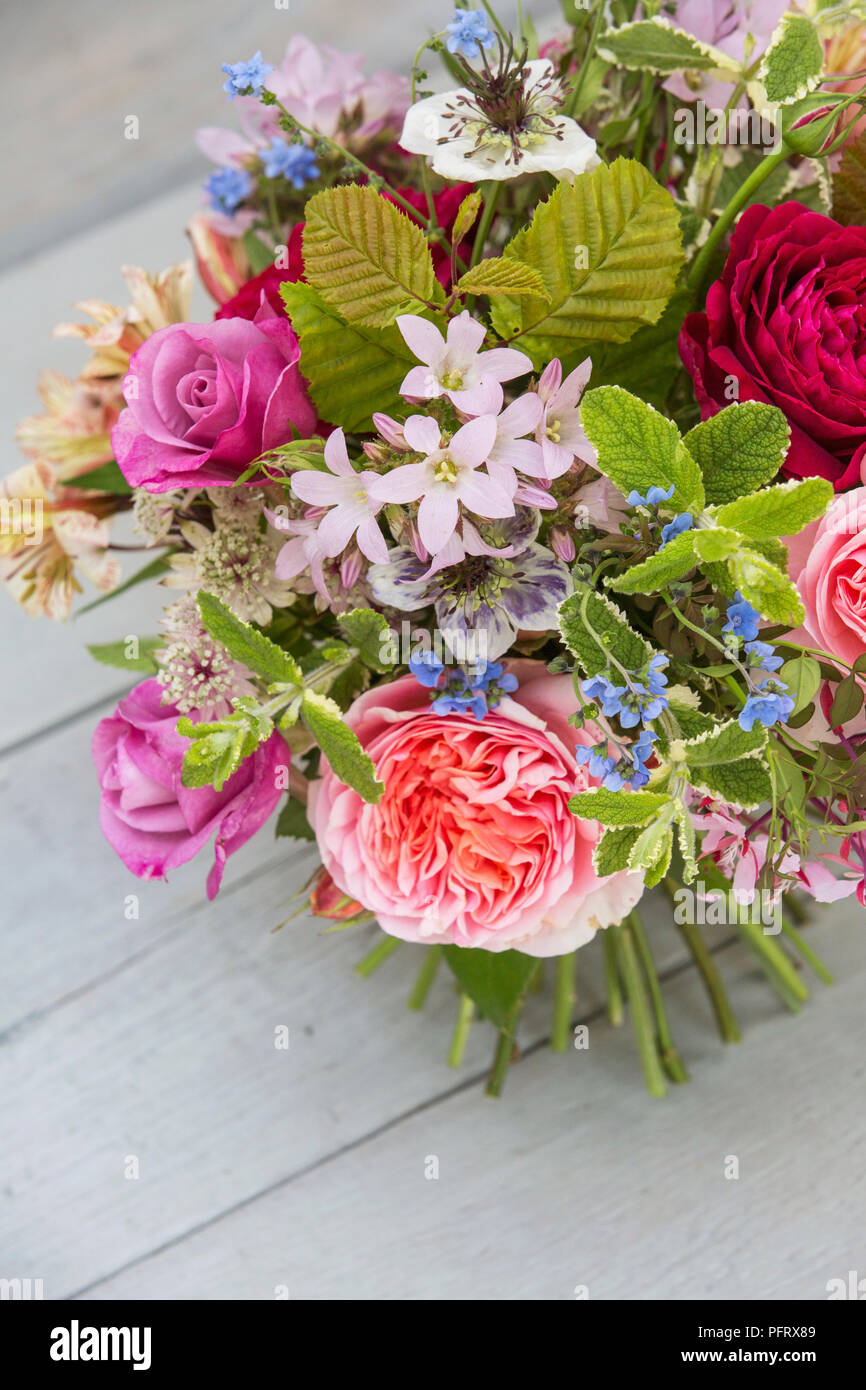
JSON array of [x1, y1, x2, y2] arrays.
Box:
[[301, 689, 384, 803], [829, 674, 865, 728], [683, 403, 790, 504], [689, 757, 772, 811], [87, 636, 162, 674], [682, 719, 768, 768], [692, 526, 741, 563], [598, 16, 740, 76], [275, 797, 316, 841], [607, 530, 698, 596], [729, 548, 805, 627], [66, 460, 132, 494], [456, 257, 550, 299], [626, 806, 676, 872], [590, 284, 692, 411], [302, 184, 437, 326], [452, 190, 483, 243], [833, 132, 866, 226], [759, 12, 825, 105], [243, 228, 274, 275], [568, 788, 672, 827], [558, 587, 656, 678], [75, 552, 174, 617], [580, 385, 705, 511], [778, 655, 821, 716], [489, 159, 684, 369], [672, 802, 697, 883], [177, 709, 269, 792], [337, 607, 395, 672], [281, 282, 415, 433], [593, 825, 643, 877], [714, 476, 833, 540], [442, 947, 538, 1030], [198, 592, 302, 687]]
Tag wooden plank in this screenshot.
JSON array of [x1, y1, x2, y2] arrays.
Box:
[[79, 918, 866, 1301]]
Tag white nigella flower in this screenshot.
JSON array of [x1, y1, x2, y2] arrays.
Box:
[[399, 46, 599, 183]]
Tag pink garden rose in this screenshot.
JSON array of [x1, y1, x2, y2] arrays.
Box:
[[111, 298, 316, 492], [308, 662, 644, 955], [93, 679, 286, 899], [786, 488, 866, 666]]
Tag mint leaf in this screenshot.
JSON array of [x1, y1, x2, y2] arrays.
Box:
[[608, 530, 698, 595], [692, 526, 741, 563], [729, 549, 805, 627], [558, 588, 656, 678], [337, 607, 395, 672], [198, 592, 302, 688], [689, 757, 772, 811], [683, 403, 789, 504], [759, 12, 825, 105], [177, 708, 270, 792], [598, 17, 740, 76], [713, 476, 833, 540], [682, 719, 768, 768], [581, 385, 705, 512], [568, 788, 672, 827], [593, 826, 643, 877], [301, 689, 384, 803], [442, 947, 538, 1030]]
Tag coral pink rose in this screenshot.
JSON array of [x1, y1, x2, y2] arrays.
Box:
[[93, 679, 286, 898], [308, 662, 644, 955], [111, 298, 316, 492], [786, 488, 866, 666], [680, 202, 866, 491]]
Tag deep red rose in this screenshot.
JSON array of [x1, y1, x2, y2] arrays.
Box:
[[679, 202, 866, 491], [215, 222, 305, 320]]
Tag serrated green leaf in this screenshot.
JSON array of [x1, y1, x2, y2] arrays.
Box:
[[198, 592, 302, 687], [489, 160, 684, 369], [442, 947, 538, 1030], [593, 826, 643, 877], [178, 712, 266, 792], [598, 16, 740, 76], [88, 636, 161, 674], [645, 833, 674, 889], [714, 476, 832, 540], [607, 529, 698, 596], [627, 809, 676, 873], [689, 756, 772, 810], [729, 548, 805, 627], [337, 607, 394, 672], [456, 257, 550, 299], [558, 587, 656, 677], [759, 12, 825, 105], [668, 700, 715, 740], [581, 385, 704, 511], [452, 190, 483, 244], [274, 797, 316, 841], [692, 526, 741, 563], [302, 184, 437, 326], [280, 281, 416, 433], [683, 403, 790, 505], [569, 788, 671, 827], [301, 689, 384, 803], [683, 719, 768, 768], [672, 802, 697, 883]]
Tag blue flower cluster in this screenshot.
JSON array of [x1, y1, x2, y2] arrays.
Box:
[[720, 595, 794, 733], [261, 139, 319, 187], [408, 652, 517, 719], [722, 592, 761, 641], [627, 483, 693, 550], [739, 682, 796, 733], [222, 52, 273, 101], [445, 9, 497, 57], [581, 653, 669, 730], [204, 166, 253, 214], [576, 728, 658, 791]]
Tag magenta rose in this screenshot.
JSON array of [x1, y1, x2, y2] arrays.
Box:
[[111, 298, 316, 491], [93, 679, 286, 898], [680, 202, 866, 491], [308, 662, 644, 956]]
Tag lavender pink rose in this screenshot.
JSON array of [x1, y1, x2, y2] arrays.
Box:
[[111, 297, 316, 491], [680, 202, 866, 491], [308, 662, 644, 956], [93, 679, 286, 898]]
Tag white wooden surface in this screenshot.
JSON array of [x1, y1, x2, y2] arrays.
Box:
[[2, 4, 865, 1301]]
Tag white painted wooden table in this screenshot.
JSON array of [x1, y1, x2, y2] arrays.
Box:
[[2, 4, 865, 1301]]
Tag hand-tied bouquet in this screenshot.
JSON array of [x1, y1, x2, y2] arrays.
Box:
[[8, 3, 866, 1096]]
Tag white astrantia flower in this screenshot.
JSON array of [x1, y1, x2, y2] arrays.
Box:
[[399, 49, 599, 183]]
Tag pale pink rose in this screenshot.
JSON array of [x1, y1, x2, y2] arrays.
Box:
[[786, 488, 866, 668], [308, 662, 644, 956]]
